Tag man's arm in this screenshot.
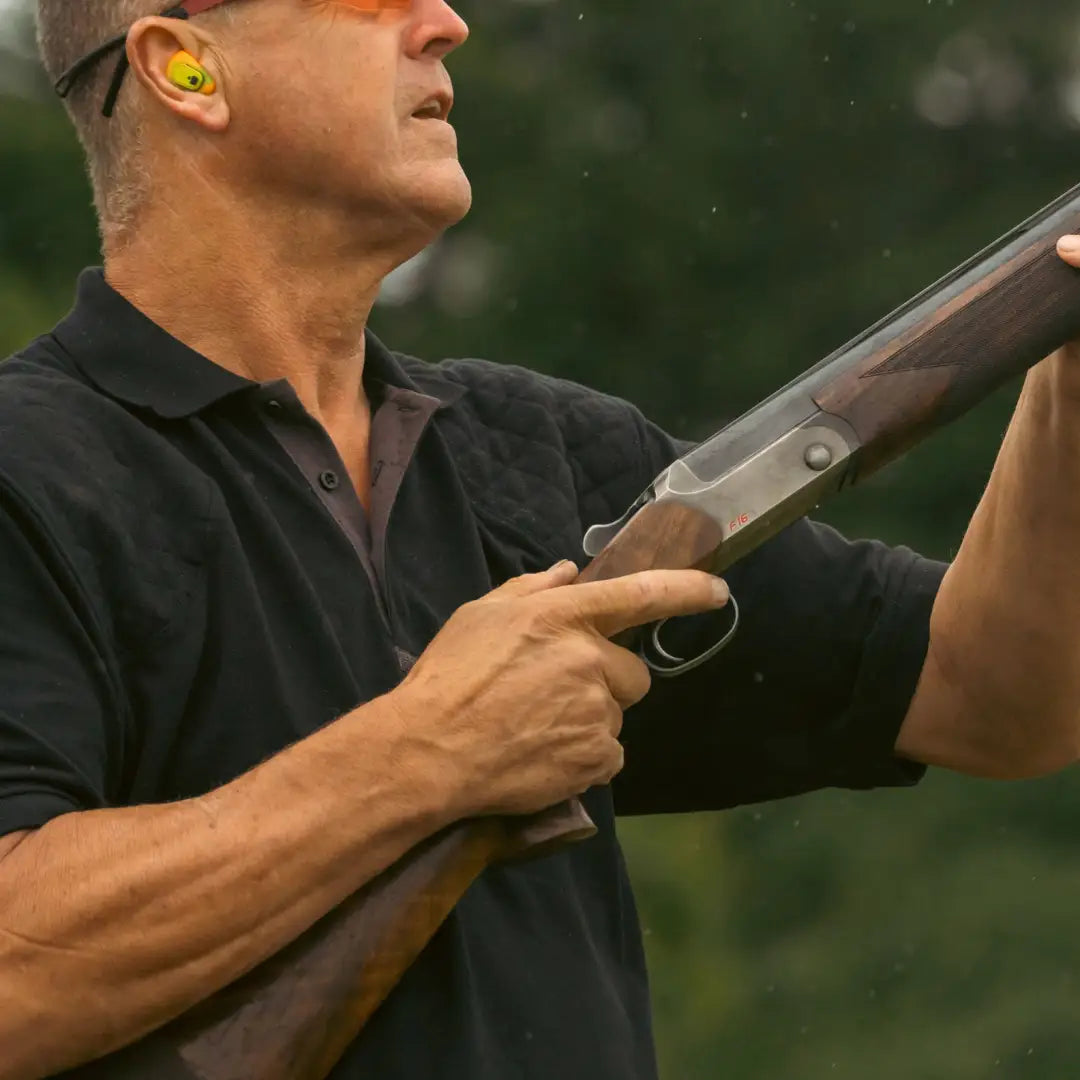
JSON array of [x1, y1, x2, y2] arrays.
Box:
[[0, 831, 26, 861], [0, 693, 481, 1080], [0, 558, 724, 1080], [897, 322, 1080, 777]]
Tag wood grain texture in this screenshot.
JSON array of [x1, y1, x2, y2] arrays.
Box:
[[815, 234, 1080, 477], [576, 499, 726, 584]]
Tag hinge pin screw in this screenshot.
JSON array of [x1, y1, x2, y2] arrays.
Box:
[[804, 444, 833, 472]]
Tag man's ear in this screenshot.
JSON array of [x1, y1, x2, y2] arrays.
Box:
[[125, 17, 230, 133]]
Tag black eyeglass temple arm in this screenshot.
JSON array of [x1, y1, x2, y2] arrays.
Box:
[[53, 4, 191, 117], [54, 32, 128, 99]]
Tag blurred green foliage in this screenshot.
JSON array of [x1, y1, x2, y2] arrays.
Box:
[[3, 0, 1080, 1076]]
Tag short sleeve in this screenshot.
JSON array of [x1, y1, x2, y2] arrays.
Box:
[[0, 479, 122, 838], [611, 413, 946, 816]]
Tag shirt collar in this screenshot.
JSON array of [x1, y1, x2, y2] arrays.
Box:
[[51, 267, 465, 420]]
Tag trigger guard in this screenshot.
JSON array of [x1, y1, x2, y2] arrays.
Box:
[[639, 593, 741, 678]]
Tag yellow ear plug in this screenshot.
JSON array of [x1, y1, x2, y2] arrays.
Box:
[[166, 51, 216, 95]]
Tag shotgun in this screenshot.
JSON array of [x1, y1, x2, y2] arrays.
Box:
[[63, 179, 1080, 1079]]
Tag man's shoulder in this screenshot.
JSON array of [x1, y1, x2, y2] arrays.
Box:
[[398, 352, 649, 461], [0, 336, 210, 554], [1, 334, 100, 412], [394, 351, 665, 545], [0, 337, 149, 481]]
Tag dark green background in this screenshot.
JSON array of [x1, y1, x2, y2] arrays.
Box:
[[3, 1, 1079, 1075]]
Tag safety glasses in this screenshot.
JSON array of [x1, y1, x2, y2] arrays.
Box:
[[54, 0, 413, 119]]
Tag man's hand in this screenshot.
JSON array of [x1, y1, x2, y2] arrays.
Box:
[[393, 561, 730, 817]]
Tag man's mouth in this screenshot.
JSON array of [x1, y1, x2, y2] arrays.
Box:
[[411, 94, 452, 121]]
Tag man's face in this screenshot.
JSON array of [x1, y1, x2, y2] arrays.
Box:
[[216, 0, 472, 243]]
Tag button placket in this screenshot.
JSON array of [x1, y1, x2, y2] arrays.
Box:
[[256, 394, 392, 633], [370, 390, 442, 592], [256, 378, 443, 677]]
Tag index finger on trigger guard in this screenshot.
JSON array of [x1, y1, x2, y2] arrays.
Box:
[[572, 570, 728, 641]]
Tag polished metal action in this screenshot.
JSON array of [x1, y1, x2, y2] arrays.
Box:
[[583, 410, 862, 679], [584, 414, 858, 569]]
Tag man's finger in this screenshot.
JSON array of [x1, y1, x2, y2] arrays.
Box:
[[593, 636, 653, 711], [493, 560, 581, 599], [563, 570, 729, 640], [1057, 234, 1080, 268]]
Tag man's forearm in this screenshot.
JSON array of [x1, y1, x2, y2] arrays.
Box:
[[0, 693, 464, 1080], [897, 346, 1080, 777]]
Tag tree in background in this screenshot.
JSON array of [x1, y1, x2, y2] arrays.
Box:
[[2, 1, 1080, 1075]]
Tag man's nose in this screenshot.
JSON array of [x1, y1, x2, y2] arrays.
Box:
[[409, 0, 470, 60]]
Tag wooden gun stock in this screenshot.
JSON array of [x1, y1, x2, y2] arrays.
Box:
[[62, 805, 596, 1080], [62, 181, 1080, 1079]]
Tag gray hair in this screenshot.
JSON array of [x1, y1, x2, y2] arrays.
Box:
[[35, 1, 236, 247]]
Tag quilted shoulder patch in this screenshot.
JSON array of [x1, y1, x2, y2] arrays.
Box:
[[399, 355, 659, 555]]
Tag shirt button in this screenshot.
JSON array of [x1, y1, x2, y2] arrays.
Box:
[[319, 469, 341, 492], [265, 399, 283, 414]]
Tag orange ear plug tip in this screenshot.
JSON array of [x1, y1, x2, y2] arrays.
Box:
[[167, 50, 216, 96]]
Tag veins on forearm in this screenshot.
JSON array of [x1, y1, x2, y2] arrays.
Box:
[[0, 922, 107, 961]]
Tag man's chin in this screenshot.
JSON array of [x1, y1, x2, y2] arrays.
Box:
[[410, 167, 474, 229], [443, 176, 474, 226]]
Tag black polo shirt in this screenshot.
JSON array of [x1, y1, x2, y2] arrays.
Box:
[[0, 269, 945, 1079]]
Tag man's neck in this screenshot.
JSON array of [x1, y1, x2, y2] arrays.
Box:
[[104, 190, 414, 433]]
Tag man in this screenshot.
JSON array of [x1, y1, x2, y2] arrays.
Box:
[[2, 1, 1080, 1077]]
